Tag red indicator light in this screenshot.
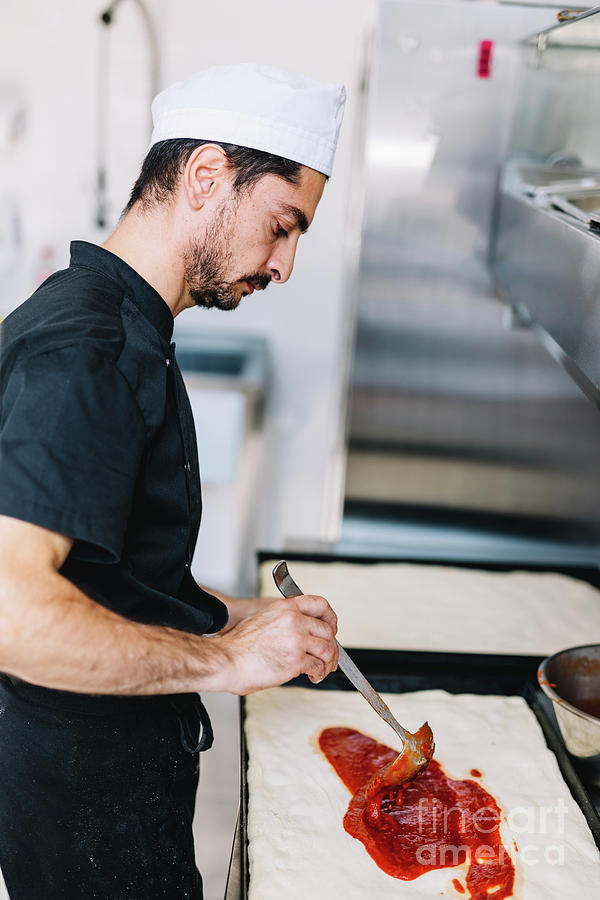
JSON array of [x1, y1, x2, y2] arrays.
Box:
[[478, 40, 493, 78]]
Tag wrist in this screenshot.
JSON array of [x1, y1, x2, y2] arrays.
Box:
[[221, 596, 254, 632], [190, 632, 236, 693]]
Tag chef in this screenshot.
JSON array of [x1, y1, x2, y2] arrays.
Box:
[[0, 64, 345, 898]]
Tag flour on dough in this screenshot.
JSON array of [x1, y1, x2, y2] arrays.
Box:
[[245, 687, 600, 900], [259, 560, 600, 655]]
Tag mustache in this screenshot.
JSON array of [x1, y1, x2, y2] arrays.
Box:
[[244, 272, 271, 290]]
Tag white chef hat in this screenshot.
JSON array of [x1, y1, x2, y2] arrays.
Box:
[[150, 63, 346, 177]]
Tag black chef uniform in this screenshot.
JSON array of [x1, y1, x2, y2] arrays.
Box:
[[0, 241, 228, 899]]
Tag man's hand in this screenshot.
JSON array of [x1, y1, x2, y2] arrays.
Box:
[[211, 594, 339, 695], [217, 594, 280, 633], [0, 514, 338, 697]]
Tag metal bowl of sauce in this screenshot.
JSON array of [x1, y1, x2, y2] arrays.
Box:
[[538, 644, 600, 761]]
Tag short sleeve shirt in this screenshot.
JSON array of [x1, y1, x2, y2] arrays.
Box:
[[0, 241, 228, 635]]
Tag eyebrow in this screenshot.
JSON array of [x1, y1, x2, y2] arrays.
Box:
[[278, 203, 309, 234]]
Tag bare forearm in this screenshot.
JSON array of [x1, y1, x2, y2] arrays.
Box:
[[0, 518, 338, 697], [0, 569, 229, 696]]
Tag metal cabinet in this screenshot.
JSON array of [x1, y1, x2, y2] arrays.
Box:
[[343, 1, 600, 560]]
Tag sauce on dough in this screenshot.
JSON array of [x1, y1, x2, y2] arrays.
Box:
[[319, 727, 514, 900]]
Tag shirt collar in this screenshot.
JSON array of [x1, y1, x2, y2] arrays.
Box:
[[69, 241, 174, 342]]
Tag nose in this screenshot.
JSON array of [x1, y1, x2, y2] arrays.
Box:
[[267, 237, 299, 285]]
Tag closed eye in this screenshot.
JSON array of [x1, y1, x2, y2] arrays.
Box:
[[274, 223, 289, 238]]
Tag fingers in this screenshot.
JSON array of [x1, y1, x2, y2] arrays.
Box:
[[220, 606, 318, 694], [293, 594, 338, 636], [275, 597, 338, 677], [271, 597, 336, 642], [303, 614, 336, 642], [303, 635, 339, 682], [238, 596, 338, 689], [305, 654, 327, 684]]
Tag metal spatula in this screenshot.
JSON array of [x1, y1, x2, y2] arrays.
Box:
[[272, 560, 435, 787]]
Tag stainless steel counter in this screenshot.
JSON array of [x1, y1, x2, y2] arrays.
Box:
[[493, 184, 600, 405]]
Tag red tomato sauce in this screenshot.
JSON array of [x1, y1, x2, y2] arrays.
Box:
[[319, 727, 514, 900]]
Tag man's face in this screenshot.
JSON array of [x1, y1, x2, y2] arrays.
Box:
[[183, 165, 326, 311]]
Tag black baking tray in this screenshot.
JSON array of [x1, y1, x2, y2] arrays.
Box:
[[257, 549, 600, 587], [225, 648, 600, 899], [224, 553, 600, 899]]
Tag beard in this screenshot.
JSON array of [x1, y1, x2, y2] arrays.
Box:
[[183, 198, 270, 311]]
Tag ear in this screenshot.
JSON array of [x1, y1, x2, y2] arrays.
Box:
[[182, 143, 231, 210]]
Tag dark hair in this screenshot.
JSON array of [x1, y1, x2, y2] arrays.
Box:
[[123, 138, 303, 215]]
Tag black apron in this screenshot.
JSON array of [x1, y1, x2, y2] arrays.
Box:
[[0, 675, 213, 899]]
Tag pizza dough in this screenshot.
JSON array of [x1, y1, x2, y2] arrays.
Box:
[[259, 560, 600, 655], [245, 687, 600, 899]]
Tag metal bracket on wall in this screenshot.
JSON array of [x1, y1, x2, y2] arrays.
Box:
[[96, 0, 160, 229], [502, 302, 532, 331], [557, 9, 589, 23]]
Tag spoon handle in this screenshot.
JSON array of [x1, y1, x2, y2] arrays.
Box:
[[272, 559, 409, 746]]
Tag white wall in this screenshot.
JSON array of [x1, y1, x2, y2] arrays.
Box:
[[157, 0, 377, 554], [0, 0, 377, 571]]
